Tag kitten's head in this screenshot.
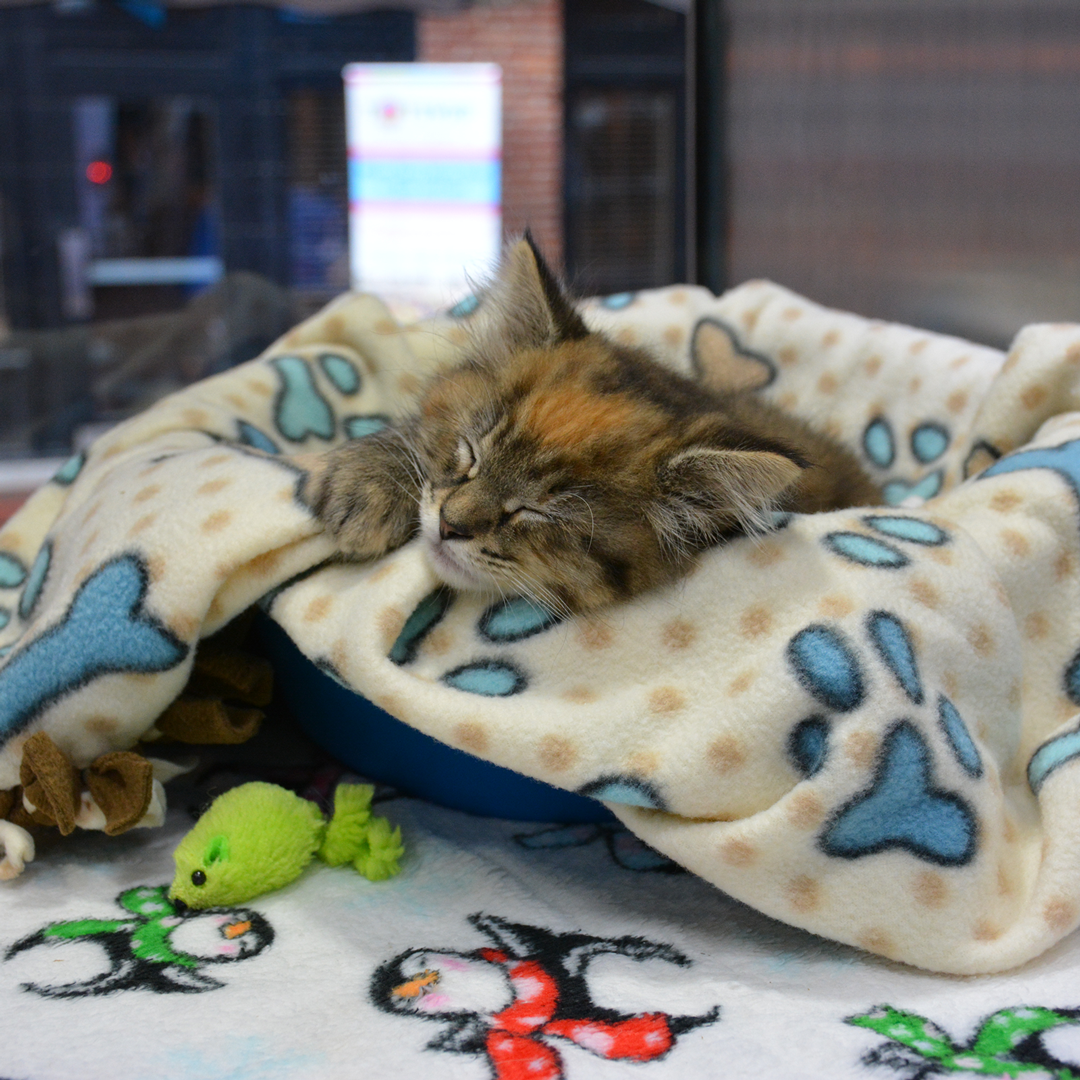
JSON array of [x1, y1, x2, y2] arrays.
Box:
[[410, 236, 805, 614]]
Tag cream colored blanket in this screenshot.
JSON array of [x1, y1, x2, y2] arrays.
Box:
[[3, 279, 1080, 975]]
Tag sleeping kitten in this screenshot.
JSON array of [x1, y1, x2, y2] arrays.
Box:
[[307, 237, 881, 615]]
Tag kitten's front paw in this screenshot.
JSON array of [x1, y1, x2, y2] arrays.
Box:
[[302, 442, 419, 561]]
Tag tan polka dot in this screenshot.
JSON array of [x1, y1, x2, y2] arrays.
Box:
[[965, 447, 998, 478], [424, 628, 454, 656], [777, 346, 798, 367], [662, 325, 685, 349], [662, 618, 697, 650], [909, 376, 923, 394], [198, 477, 232, 496], [537, 735, 578, 772], [912, 870, 948, 909], [199, 453, 232, 469], [844, 730, 877, 769], [776, 392, 798, 411], [993, 580, 1010, 608], [727, 669, 756, 696], [668, 289, 688, 305], [1008, 680, 1022, 711], [1024, 611, 1050, 640], [376, 605, 405, 642], [1055, 549, 1075, 580], [909, 338, 929, 355], [648, 686, 686, 714], [85, 715, 119, 736], [973, 919, 1003, 942], [201, 510, 233, 534], [858, 928, 896, 957], [397, 373, 422, 396], [454, 721, 488, 754], [739, 604, 772, 638], [374, 318, 397, 335], [373, 693, 403, 719], [720, 838, 757, 866], [823, 419, 842, 439], [1045, 898, 1078, 933], [368, 562, 398, 584], [447, 326, 468, 345], [146, 555, 167, 583], [817, 372, 839, 394], [781, 306, 803, 321], [562, 685, 599, 704], [817, 594, 855, 618], [864, 355, 883, 377], [946, 389, 969, 414], [578, 621, 613, 650], [1001, 528, 1031, 558], [747, 540, 784, 567], [280, 331, 302, 347], [172, 613, 199, 639], [246, 380, 273, 398], [1002, 352, 1020, 373], [182, 408, 209, 427], [277, 486, 296, 502], [324, 315, 345, 338], [101, 444, 124, 460], [224, 393, 247, 411], [1021, 385, 1049, 410], [1068, 343, 1080, 366], [707, 735, 746, 774], [1003, 816, 1018, 844], [943, 670, 959, 698], [908, 577, 940, 609], [929, 547, 954, 566], [786, 875, 820, 912], [138, 461, 166, 478], [626, 751, 660, 776], [968, 623, 994, 657], [245, 550, 281, 577], [821, 330, 840, 349], [997, 863, 1015, 897], [132, 484, 161, 505], [615, 328, 638, 347], [950, 354, 972, 370], [82, 503, 102, 524], [304, 595, 334, 623], [128, 512, 158, 537], [786, 789, 825, 829], [990, 489, 1022, 512]]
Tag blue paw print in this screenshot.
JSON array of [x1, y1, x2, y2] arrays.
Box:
[[863, 417, 896, 469], [785, 612, 980, 866], [821, 721, 977, 866], [390, 589, 454, 665], [479, 597, 560, 643], [448, 293, 480, 318], [18, 541, 52, 621], [0, 552, 27, 589], [578, 775, 666, 811], [317, 353, 361, 396], [824, 515, 950, 570], [911, 423, 949, 464], [237, 421, 280, 455], [443, 660, 526, 697], [882, 472, 944, 505], [0, 554, 188, 743], [343, 415, 389, 440], [271, 356, 335, 442], [52, 452, 86, 486]]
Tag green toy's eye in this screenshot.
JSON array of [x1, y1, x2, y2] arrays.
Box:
[[191, 870, 207, 886]]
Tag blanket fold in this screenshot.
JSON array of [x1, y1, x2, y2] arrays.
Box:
[[4, 279, 1080, 974]]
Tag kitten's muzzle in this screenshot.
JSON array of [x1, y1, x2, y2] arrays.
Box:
[[439, 512, 473, 542]]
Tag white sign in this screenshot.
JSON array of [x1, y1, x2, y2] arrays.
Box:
[[344, 63, 502, 305]]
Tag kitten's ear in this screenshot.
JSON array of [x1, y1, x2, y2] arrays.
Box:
[[489, 233, 590, 348], [652, 447, 804, 551]]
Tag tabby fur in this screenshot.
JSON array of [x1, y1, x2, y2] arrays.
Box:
[[307, 237, 881, 615]]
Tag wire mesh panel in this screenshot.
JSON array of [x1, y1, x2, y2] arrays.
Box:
[[726, 0, 1080, 346]]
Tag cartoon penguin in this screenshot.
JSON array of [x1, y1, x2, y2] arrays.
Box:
[[371, 913, 719, 1079], [5, 885, 273, 996]]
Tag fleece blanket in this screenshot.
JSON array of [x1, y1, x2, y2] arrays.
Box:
[[4, 279, 1080, 978], [8, 736, 1080, 1080]]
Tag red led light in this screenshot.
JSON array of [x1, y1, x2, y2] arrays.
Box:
[[86, 161, 112, 185]]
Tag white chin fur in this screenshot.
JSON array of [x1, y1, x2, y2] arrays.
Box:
[[425, 538, 490, 591]]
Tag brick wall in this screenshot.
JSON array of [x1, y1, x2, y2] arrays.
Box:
[[419, 0, 564, 268]]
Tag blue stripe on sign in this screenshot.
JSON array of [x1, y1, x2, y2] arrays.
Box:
[[349, 160, 501, 204]]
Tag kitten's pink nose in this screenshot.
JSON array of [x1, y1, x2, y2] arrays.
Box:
[[439, 513, 472, 541]]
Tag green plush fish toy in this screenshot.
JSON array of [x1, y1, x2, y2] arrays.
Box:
[[170, 781, 403, 910]]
